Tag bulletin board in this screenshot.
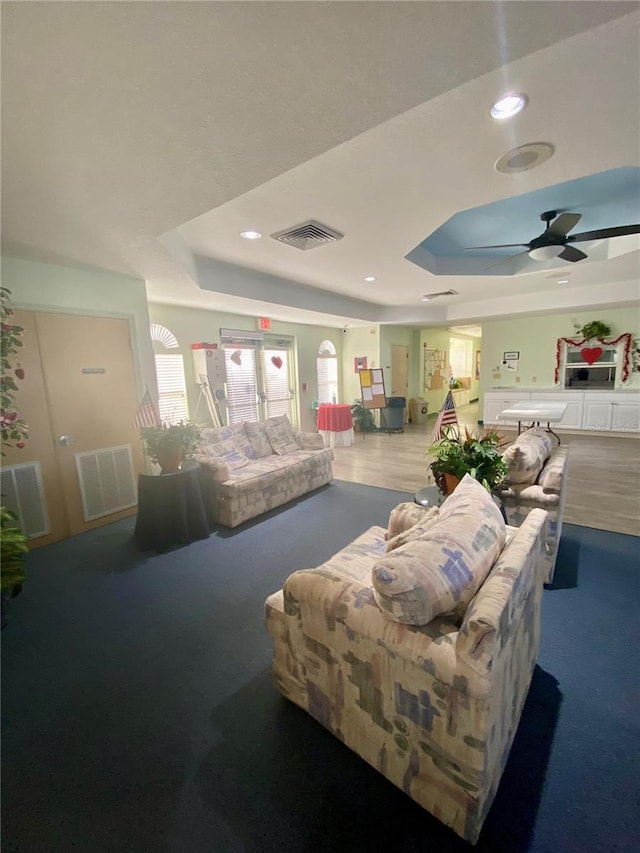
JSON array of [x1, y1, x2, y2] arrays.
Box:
[[358, 368, 386, 409]]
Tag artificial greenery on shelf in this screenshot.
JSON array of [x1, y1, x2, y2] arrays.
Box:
[[580, 320, 611, 340]]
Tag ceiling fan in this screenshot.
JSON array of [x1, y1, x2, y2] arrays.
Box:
[[466, 209, 640, 265]]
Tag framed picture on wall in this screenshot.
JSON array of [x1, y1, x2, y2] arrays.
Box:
[[354, 356, 368, 373], [503, 351, 520, 361], [475, 350, 481, 380]]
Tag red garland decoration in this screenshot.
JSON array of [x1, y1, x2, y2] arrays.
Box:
[[554, 333, 632, 384]]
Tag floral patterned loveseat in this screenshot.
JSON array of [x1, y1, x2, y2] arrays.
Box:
[[265, 475, 548, 844], [189, 415, 333, 527]]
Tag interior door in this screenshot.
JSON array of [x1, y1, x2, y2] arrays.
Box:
[[35, 312, 145, 536], [390, 345, 409, 419]]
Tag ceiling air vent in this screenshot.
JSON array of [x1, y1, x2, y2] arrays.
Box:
[[271, 220, 344, 251], [421, 289, 459, 301]]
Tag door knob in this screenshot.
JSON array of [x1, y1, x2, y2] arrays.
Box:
[[58, 435, 74, 446]]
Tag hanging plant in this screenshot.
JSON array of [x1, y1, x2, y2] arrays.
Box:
[[1, 287, 29, 454], [580, 320, 611, 340]]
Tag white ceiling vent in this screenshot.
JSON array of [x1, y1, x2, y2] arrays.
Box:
[[271, 220, 344, 251], [421, 289, 459, 301]]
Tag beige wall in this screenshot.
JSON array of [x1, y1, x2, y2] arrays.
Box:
[[479, 307, 640, 398], [148, 302, 343, 432]]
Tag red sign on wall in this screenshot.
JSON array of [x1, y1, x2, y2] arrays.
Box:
[[258, 317, 271, 330]]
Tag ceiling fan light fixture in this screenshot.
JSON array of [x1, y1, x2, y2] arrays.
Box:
[[490, 93, 528, 120], [528, 245, 564, 261]]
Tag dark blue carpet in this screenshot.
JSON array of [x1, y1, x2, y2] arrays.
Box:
[[2, 481, 639, 852]]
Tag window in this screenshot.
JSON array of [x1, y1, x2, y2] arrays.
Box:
[[449, 337, 472, 380], [316, 340, 338, 404], [150, 324, 188, 423], [222, 331, 295, 425]]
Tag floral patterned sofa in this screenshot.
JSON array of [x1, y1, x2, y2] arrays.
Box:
[[494, 427, 569, 583], [265, 475, 548, 843], [189, 415, 333, 527]]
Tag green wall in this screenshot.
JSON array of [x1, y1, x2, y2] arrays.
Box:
[[479, 307, 640, 399], [148, 302, 342, 432], [0, 256, 156, 398]]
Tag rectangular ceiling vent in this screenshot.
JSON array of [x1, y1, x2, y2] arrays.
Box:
[[422, 289, 459, 300], [271, 220, 344, 251]]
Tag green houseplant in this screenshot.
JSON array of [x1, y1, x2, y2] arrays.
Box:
[[1, 506, 28, 628], [428, 428, 508, 496], [350, 399, 377, 433], [580, 320, 611, 340], [139, 420, 201, 474]]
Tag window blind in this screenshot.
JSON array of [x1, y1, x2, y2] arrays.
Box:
[[223, 347, 259, 424], [155, 354, 189, 423], [260, 348, 292, 419], [316, 356, 338, 404]]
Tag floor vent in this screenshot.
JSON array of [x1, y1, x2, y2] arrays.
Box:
[[271, 220, 344, 250], [0, 462, 50, 538], [75, 445, 137, 521]]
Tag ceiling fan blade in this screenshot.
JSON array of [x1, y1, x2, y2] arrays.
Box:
[[558, 245, 588, 263], [464, 243, 529, 250], [567, 224, 640, 242], [546, 212, 581, 236]]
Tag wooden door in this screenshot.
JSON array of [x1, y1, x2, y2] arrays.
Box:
[[390, 346, 408, 421], [1, 311, 144, 544], [36, 312, 144, 536]]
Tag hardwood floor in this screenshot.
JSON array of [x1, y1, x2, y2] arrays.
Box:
[[330, 404, 640, 536]]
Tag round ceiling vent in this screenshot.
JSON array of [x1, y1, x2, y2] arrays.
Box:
[[495, 142, 555, 174]]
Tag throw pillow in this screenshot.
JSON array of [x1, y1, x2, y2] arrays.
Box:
[[265, 421, 300, 455], [385, 506, 440, 552], [502, 429, 556, 486], [244, 422, 273, 458], [386, 501, 435, 540], [229, 422, 259, 460], [372, 475, 506, 626], [201, 437, 250, 470]]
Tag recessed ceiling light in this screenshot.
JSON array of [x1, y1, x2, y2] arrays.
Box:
[[240, 230, 262, 240], [364, 276, 376, 282], [557, 279, 570, 284], [420, 296, 431, 302], [490, 93, 528, 120]]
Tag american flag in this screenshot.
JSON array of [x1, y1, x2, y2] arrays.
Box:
[[132, 389, 160, 429], [432, 390, 458, 441]]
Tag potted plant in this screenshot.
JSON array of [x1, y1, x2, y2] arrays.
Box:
[[428, 428, 508, 496], [350, 399, 377, 433], [139, 420, 201, 474], [1, 506, 28, 629], [580, 320, 611, 340]]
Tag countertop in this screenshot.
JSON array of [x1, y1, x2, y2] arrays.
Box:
[[488, 387, 639, 394]]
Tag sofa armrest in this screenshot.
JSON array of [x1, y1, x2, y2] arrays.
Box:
[[188, 453, 230, 482], [537, 447, 569, 495], [295, 431, 324, 450], [456, 508, 546, 676]]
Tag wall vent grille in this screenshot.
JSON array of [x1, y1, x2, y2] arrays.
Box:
[[0, 462, 50, 538], [271, 220, 344, 251], [75, 445, 137, 521], [422, 289, 459, 299]]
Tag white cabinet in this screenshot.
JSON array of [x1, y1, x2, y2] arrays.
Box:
[[452, 388, 471, 408], [583, 394, 640, 433], [529, 392, 583, 429], [483, 392, 532, 426]]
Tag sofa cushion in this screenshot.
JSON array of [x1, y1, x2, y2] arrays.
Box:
[[229, 422, 259, 460], [537, 451, 565, 494], [244, 422, 274, 458], [265, 419, 299, 455], [199, 436, 250, 470], [502, 428, 557, 486], [386, 501, 436, 540], [372, 475, 506, 626], [385, 506, 440, 552]]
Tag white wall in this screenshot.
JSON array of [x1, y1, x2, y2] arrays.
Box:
[[1, 256, 156, 397], [341, 325, 380, 406]]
